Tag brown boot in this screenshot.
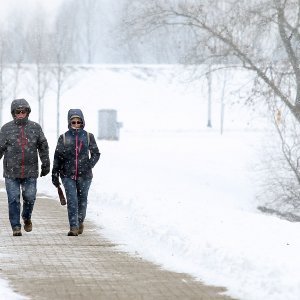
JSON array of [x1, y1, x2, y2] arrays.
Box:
[[78, 223, 84, 234], [24, 219, 32, 232], [67, 227, 78, 236]]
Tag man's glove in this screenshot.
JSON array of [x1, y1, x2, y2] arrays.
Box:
[[40, 165, 50, 177], [52, 174, 60, 187]]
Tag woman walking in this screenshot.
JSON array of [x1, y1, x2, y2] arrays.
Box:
[[52, 109, 100, 236]]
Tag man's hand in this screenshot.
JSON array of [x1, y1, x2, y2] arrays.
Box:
[[40, 165, 50, 177]]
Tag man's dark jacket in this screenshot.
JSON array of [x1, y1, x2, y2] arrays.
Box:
[[0, 99, 50, 178], [52, 109, 100, 181]]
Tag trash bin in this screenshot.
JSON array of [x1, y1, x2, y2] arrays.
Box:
[[98, 109, 122, 140]]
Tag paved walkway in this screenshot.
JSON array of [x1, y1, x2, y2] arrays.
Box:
[[0, 182, 234, 300]]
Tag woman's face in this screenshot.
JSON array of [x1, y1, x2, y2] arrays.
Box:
[[70, 117, 82, 129]]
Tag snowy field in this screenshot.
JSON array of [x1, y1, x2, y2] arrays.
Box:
[[0, 65, 299, 300]]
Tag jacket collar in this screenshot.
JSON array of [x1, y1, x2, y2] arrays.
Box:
[[14, 117, 29, 126]]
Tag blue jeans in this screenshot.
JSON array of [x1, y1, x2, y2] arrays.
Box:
[[62, 177, 92, 228], [5, 178, 37, 229]]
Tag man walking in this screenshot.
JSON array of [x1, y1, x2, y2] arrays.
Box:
[[0, 99, 50, 236]]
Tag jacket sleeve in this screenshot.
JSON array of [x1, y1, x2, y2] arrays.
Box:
[[37, 126, 50, 169], [0, 127, 7, 160], [88, 133, 100, 168], [52, 135, 64, 175]]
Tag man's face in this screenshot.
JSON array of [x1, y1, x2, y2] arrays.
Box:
[[15, 108, 27, 119]]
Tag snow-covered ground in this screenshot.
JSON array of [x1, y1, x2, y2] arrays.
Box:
[[0, 277, 27, 300], [0, 65, 299, 300]]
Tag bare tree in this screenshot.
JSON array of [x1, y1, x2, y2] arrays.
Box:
[[0, 25, 10, 127], [122, 0, 300, 207], [51, 2, 78, 138], [121, 0, 195, 63], [26, 7, 52, 129], [76, 0, 101, 64], [7, 16, 27, 99], [123, 0, 300, 117], [206, 64, 212, 127]]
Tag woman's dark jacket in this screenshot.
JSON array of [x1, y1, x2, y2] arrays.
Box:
[[0, 99, 50, 179], [52, 109, 100, 181]]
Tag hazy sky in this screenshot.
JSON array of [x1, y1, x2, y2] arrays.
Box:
[[0, 0, 63, 18]]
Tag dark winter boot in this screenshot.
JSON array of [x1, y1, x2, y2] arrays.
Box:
[[67, 227, 79, 236], [23, 219, 32, 232], [78, 223, 84, 234], [12, 227, 22, 236]]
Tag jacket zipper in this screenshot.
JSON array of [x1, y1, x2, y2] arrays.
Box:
[[20, 126, 26, 178], [74, 131, 79, 180]]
